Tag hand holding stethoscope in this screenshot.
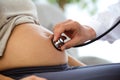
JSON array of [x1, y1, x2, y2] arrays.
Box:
[[52, 17, 120, 51]]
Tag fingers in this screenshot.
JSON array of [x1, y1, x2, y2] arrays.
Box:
[[53, 25, 64, 42], [49, 34, 54, 40], [53, 20, 73, 41], [61, 37, 80, 50], [53, 19, 84, 50]]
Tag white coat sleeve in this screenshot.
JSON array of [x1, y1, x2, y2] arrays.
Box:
[[86, 1, 120, 43]]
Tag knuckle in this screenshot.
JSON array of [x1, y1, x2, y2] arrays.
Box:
[[54, 24, 63, 29], [73, 21, 79, 26], [67, 19, 73, 21], [54, 24, 59, 29], [54, 25, 60, 32]]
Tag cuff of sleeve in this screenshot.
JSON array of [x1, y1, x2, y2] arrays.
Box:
[[85, 20, 102, 37], [15, 15, 40, 26]]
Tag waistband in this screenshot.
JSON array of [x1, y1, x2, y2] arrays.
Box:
[[0, 64, 69, 79]]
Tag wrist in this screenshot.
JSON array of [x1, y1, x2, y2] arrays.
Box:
[[73, 25, 96, 47], [84, 25, 96, 40]]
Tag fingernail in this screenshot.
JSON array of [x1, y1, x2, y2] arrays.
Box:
[[53, 37, 57, 42]]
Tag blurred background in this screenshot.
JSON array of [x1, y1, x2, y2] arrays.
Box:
[[33, 0, 120, 65]]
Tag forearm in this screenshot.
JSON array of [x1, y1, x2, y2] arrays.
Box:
[[68, 54, 86, 66], [0, 74, 13, 80]]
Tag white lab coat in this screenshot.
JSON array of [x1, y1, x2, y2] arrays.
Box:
[[87, 1, 120, 43]]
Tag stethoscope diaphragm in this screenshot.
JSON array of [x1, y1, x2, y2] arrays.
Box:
[[51, 37, 65, 51]]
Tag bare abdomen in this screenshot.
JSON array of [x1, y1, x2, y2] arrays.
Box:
[[0, 23, 68, 71]]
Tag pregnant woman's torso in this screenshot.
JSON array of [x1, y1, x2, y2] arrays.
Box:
[[0, 23, 68, 71]]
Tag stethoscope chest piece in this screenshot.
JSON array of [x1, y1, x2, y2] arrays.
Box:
[[52, 37, 65, 51]]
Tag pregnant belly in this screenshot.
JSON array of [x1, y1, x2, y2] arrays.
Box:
[[0, 23, 68, 71]]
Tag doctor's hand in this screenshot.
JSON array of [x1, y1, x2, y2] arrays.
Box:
[[53, 20, 96, 50]]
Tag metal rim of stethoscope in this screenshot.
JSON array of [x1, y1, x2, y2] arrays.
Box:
[[74, 17, 120, 47]]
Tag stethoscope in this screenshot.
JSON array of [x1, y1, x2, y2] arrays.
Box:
[[52, 17, 120, 51]]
